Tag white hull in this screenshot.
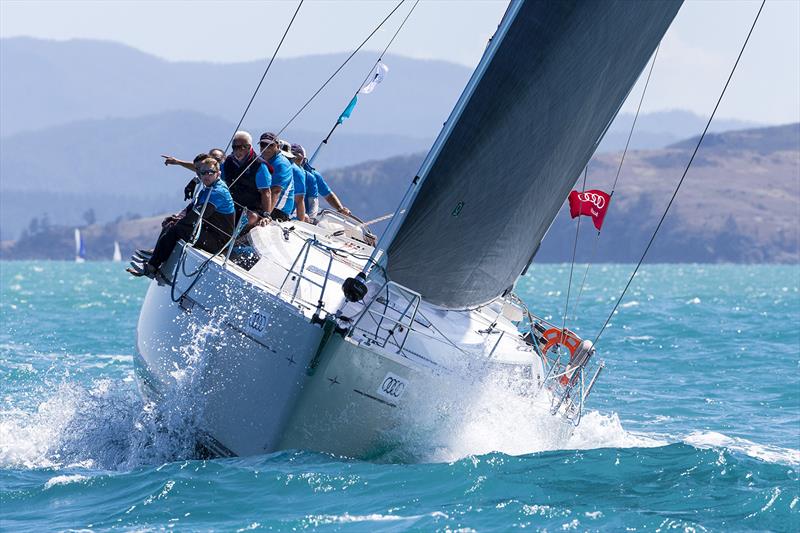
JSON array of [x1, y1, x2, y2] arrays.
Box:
[[135, 215, 590, 458]]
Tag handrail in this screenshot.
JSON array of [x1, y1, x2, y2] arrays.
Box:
[[279, 236, 337, 314], [348, 280, 421, 354]]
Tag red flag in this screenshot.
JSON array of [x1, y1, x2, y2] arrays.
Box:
[[568, 189, 611, 230]]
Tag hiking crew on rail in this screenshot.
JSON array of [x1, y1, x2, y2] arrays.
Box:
[[129, 130, 354, 278]]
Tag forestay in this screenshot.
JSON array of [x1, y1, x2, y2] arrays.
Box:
[[385, 0, 682, 309]]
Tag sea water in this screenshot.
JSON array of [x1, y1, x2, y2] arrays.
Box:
[[0, 262, 797, 531]]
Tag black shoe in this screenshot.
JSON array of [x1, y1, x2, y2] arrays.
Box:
[[126, 261, 156, 278]]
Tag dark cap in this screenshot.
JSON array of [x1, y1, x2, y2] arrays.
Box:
[[259, 132, 278, 144], [290, 143, 306, 158]]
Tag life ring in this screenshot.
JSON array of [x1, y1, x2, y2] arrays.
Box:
[[540, 327, 582, 385]]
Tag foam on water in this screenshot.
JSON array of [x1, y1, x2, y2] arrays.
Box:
[[0, 318, 226, 471], [2, 263, 798, 531], [0, 339, 671, 472], [683, 430, 800, 466], [3, 346, 796, 471]]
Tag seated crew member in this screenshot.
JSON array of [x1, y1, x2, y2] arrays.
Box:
[[128, 157, 235, 278], [162, 148, 227, 200], [223, 131, 271, 225], [289, 143, 309, 222], [295, 150, 352, 219], [161, 153, 210, 229], [258, 132, 294, 222]]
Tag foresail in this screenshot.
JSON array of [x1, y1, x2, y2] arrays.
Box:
[[385, 0, 682, 309]]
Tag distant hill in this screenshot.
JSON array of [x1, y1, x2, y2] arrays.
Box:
[[599, 109, 760, 152], [0, 37, 469, 139], [4, 123, 798, 263], [0, 110, 432, 239], [0, 37, 761, 144]]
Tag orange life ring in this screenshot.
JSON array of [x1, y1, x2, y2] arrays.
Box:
[[540, 327, 582, 385]]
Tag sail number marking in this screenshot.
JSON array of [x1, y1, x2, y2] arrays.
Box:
[[376, 372, 408, 401]]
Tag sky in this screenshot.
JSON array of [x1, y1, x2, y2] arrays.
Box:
[[1, 0, 799, 124]]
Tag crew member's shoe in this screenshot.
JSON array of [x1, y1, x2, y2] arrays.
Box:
[[126, 261, 156, 279]]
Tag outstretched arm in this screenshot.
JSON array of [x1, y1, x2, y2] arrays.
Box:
[[161, 155, 197, 172]]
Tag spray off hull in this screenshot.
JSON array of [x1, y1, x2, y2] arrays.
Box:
[[134, 221, 582, 458]]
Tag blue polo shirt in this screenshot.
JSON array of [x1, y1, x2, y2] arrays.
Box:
[[292, 163, 306, 196], [267, 153, 294, 213], [303, 162, 331, 197], [196, 178, 235, 215], [254, 162, 271, 190]]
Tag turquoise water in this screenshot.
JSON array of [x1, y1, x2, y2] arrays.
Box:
[[1, 262, 798, 531]]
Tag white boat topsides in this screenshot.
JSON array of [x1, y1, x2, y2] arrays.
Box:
[[223, 212, 540, 371], [136, 212, 599, 457]]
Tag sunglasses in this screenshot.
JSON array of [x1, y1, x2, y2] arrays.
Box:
[[232, 144, 250, 150], [259, 141, 275, 148], [199, 169, 217, 176]]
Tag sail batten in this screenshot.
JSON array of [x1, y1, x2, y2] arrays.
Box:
[[385, 0, 682, 309]]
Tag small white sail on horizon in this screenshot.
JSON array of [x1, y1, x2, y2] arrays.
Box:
[[112, 241, 122, 262], [74, 228, 86, 263]]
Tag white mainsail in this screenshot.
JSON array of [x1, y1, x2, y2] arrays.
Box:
[[74, 228, 86, 263], [112, 241, 122, 262]]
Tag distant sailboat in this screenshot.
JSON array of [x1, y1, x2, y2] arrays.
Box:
[[112, 241, 122, 262], [74, 228, 86, 263]]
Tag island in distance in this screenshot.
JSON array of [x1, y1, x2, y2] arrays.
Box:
[[1, 123, 798, 264]]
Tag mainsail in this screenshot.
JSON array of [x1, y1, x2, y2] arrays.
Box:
[[385, 0, 682, 309]]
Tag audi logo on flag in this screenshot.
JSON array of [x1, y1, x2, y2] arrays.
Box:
[[376, 372, 408, 400], [577, 192, 606, 209]]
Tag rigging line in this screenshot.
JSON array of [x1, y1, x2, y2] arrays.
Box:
[[591, 0, 766, 349], [223, 0, 304, 153], [610, 43, 660, 193], [275, 0, 406, 138], [223, 0, 406, 194], [570, 42, 661, 322], [355, 0, 418, 95], [314, 0, 419, 154], [560, 165, 588, 337]]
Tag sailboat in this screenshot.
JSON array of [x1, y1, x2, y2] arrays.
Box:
[[74, 228, 86, 263], [133, 0, 682, 458], [113, 241, 122, 262]]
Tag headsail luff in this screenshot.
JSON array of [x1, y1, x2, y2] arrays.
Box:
[[385, 0, 682, 309]]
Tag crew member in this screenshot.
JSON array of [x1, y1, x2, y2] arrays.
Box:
[[258, 132, 294, 221], [222, 131, 271, 223], [293, 148, 352, 219], [128, 157, 235, 278]]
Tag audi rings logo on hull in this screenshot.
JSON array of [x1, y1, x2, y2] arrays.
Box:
[[245, 310, 270, 336], [577, 192, 606, 210], [376, 372, 408, 401], [381, 378, 405, 397]]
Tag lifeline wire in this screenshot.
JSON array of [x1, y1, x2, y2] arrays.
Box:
[[223, 0, 304, 153], [570, 43, 661, 322], [591, 0, 766, 349]]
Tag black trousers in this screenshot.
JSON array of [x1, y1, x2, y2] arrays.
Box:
[[148, 215, 228, 269]]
